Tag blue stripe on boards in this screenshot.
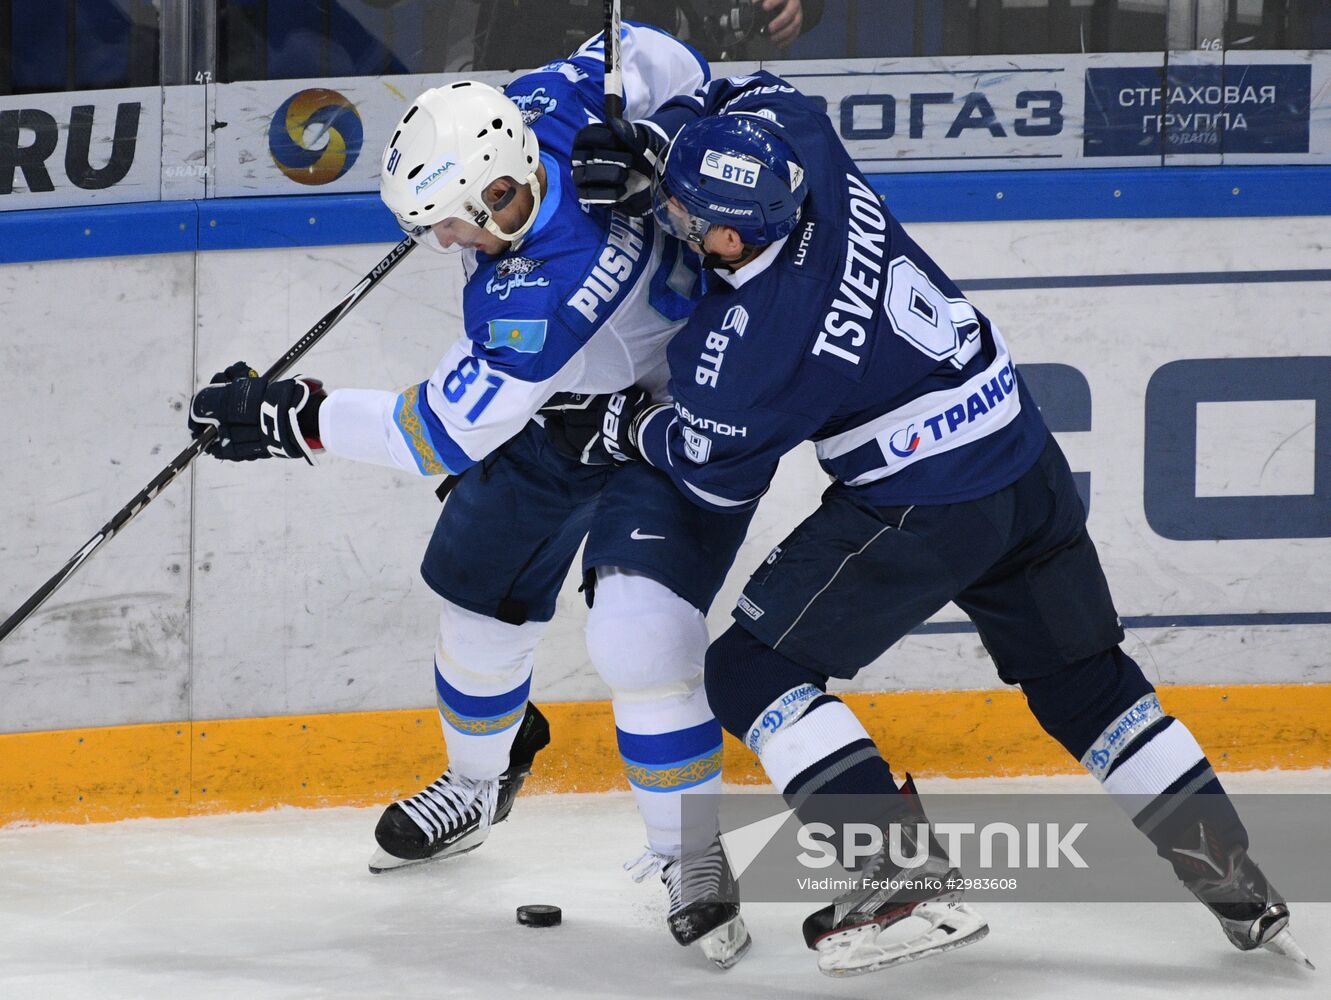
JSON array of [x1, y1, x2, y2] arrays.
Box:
[[958, 270, 1331, 292], [5, 166, 1331, 264], [868, 165, 1331, 222], [198, 195, 401, 250], [0, 201, 198, 263]]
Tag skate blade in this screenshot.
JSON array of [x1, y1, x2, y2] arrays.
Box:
[[699, 915, 752, 970], [1262, 928, 1315, 970], [817, 901, 989, 978], [367, 827, 489, 874]]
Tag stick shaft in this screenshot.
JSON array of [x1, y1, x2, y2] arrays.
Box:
[[0, 236, 416, 647], [603, 0, 624, 119]]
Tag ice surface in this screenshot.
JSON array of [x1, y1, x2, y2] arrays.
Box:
[[1, 772, 1326, 999]]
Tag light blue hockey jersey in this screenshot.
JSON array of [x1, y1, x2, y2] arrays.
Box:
[[320, 24, 708, 476]]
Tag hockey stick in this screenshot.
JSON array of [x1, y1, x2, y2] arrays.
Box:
[[603, 0, 624, 119], [0, 236, 417, 647]]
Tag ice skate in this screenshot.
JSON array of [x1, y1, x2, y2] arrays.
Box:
[[1173, 821, 1314, 969], [369, 702, 551, 873], [801, 777, 988, 977], [626, 835, 752, 969]]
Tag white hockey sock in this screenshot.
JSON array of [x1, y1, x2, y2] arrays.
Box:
[[752, 690, 877, 796], [613, 684, 723, 857], [587, 568, 721, 857], [435, 662, 532, 781], [1082, 693, 1209, 798], [433, 600, 546, 781], [1079, 692, 1246, 857]]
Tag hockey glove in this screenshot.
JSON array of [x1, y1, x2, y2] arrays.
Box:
[[539, 387, 665, 466], [189, 361, 325, 464], [571, 118, 667, 216]]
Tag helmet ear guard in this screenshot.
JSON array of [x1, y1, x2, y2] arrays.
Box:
[[490, 185, 519, 213]]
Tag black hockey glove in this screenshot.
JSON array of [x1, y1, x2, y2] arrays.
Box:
[[539, 387, 665, 466], [571, 118, 667, 216], [189, 361, 325, 464]]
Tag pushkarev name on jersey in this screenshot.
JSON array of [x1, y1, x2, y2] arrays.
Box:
[[567, 215, 647, 323]]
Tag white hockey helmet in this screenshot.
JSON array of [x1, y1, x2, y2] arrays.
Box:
[[380, 80, 542, 252]]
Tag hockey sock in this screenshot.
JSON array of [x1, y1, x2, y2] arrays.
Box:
[[706, 625, 900, 869], [614, 688, 724, 857], [432, 600, 545, 780], [763, 694, 902, 869], [1023, 647, 1246, 877], [1087, 700, 1246, 876], [434, 663, 533, 780], [587, 569, 723, 857]]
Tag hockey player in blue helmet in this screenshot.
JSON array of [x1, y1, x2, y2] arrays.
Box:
[[651, 114, 807, 264], [566, 73, 1311, 977]]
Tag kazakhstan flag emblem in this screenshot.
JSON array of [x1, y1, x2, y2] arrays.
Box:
[[486, 318, 547, 354]]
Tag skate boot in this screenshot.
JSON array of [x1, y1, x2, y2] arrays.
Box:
[[801, 776, 988, 977], [1173, 820, 1314, 968], [626, 835, 752, 969], [369, 702, 551, 874]]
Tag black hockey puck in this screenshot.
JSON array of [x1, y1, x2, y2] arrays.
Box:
[[516, 904, 562, 927]]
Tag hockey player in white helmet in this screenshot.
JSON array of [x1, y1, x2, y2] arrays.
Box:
[[187, 25, 750, 968]]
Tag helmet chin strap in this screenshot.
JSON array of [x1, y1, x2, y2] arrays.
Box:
[[481, 171, 543, 250]]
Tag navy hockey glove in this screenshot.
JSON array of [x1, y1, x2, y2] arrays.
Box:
[[189, 361, 325, 463], [539, 387, 664, 465], [571, 119, 667, 216]]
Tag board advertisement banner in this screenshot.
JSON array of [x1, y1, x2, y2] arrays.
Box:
[[2, 52, 1328, 211], [0, 87, 162, 210]]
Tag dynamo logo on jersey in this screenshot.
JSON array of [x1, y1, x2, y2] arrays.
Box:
[[269, 88, 363, 186], [888, 423, 921, 458]]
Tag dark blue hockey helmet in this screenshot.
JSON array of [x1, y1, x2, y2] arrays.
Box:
[[651, 112, 808, 248]]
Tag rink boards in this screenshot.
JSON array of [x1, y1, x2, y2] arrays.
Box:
[[1, 206, 1329, 823], [3, 684, 1330, 825]]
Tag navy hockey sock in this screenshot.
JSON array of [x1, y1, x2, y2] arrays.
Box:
[[706, 624, 901, 868], [782, 738, 903, 869], [704, 623, 826, 738], [1020, 647, 1154, 758], [1022, 648, 1246, 876]]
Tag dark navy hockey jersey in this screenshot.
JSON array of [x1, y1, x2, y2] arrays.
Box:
[[635, 72, 1049, 511]]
